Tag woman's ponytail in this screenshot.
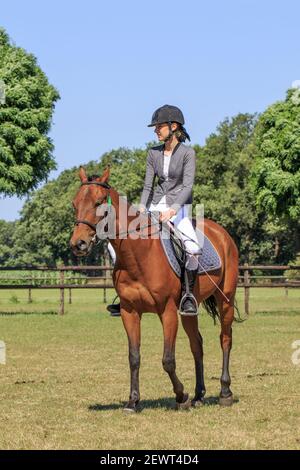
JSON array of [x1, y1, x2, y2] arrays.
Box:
[[175, 125, 191, 142]]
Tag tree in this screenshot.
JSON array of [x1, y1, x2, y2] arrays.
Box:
[[0, 28, 60, 196], [0, 219, 15, 265], [98, 145, 149, 203], [193, 113, 296, 264], [251, 88, 300, 260], [252, 88, 300, 222], [9, 165, 98, 266], [7, 146, 149, 266], [2, 103, 298, 267]]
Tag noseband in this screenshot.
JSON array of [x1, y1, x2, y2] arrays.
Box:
[[75, 181, 111, 240]]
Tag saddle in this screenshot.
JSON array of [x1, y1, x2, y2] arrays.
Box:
[[150, 213, 222, 277]]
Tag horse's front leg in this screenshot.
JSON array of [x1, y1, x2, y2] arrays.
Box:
[[121, 307, 141, 413], [160, 305, 191, 409]]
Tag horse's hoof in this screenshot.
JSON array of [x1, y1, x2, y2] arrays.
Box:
[[123, 407, 136, 414], [219, 394, 234, 407], [175, 394, 191, 410], [191, 399, 204, 408], [123, 401, 139, 413]]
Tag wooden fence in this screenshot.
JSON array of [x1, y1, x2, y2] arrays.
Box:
[[0, 265, 299, 315], [238, 264, 300, 314]]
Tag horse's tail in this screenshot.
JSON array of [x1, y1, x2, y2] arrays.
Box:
[[202, 295, 245, 324], [233, 298, 246, 323], [202, 296, 220, 324]]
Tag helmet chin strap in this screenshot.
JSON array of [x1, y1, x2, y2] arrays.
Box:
[[161, 122, 174, 143]]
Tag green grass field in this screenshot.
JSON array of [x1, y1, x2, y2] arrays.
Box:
[[0, 287, 299, 450]]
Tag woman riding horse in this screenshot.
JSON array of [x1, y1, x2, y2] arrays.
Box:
[[70, 108, 239, 411], [107, 104, 201, 316]]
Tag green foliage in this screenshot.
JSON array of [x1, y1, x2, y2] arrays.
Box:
[[0, 269, 87, 286], [2, 146, 148, 267], [7, 166, 96, 266], [252, 88, 300, 222], [193, 114, 297, 264], [99, 145, 149, 203], [194, 114, 258, 262], [0, 28, 60, 196], [1, 128, 298, 266], [284, 253, 300, 280], [0, 219, 15, 265], [0, 85, 299, 267]]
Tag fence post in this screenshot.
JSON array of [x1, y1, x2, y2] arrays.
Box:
[[103, 256, 108, 304], [285, 279, 289, 298], [244, 263, 250, 315], [59, 269, 65, 315], [28, 272, 33, 303], [69, 288, 72, 304]]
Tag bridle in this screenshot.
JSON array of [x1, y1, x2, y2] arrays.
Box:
[[75, 181, 112, 245], [74, 181, 161, 246]]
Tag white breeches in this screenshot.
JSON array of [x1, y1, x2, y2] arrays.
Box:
[[107, 240, 117, 264], [149, 201, 201, 270], [107, 203, 201, 271]]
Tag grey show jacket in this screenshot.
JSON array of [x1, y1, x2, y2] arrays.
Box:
[[140, 142, 196, 211]]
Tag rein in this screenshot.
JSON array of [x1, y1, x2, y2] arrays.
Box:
[[74, 181, 229, 303], [75, 181, 161, 243]]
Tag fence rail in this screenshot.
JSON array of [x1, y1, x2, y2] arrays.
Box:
[[0, 265, 299, 315]]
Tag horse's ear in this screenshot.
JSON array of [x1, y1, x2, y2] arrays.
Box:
[[79, 166, 88, 183], [100, 166, 110, 183]]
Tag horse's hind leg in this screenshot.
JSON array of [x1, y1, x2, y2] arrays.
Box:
[[160, 306, 190, 409], [181, 316, 206, 406], [215, 292, 234, 406]]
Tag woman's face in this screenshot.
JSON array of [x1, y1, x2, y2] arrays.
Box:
[[154, 122, 178, 141]]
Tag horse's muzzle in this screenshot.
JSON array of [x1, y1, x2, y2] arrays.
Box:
[[70, 239, 91, 257]]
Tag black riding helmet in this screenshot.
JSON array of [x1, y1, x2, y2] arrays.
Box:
[[147, 104, 190, 142], [147, 104, 185, 127]]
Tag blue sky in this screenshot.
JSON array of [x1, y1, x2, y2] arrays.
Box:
[[0, 0, 299, 220]]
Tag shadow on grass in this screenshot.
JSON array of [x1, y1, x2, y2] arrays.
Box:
[[255, 310, 300, 316], [89, 397, 175, 412], [203, 396, 239, 406], [0, 310, 57, 316], [246, 372, 287, 378], [89, 395, 239, 411]]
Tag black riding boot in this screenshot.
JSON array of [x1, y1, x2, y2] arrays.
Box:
[[179, 268, 199, 316]]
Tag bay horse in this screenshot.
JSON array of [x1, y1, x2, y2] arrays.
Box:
[[70, 166, 240, 412]]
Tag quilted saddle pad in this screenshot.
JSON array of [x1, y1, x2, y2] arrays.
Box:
[[158, 221, 222, 278]]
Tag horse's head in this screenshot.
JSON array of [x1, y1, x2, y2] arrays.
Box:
[[70, 166, 111, 257]]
